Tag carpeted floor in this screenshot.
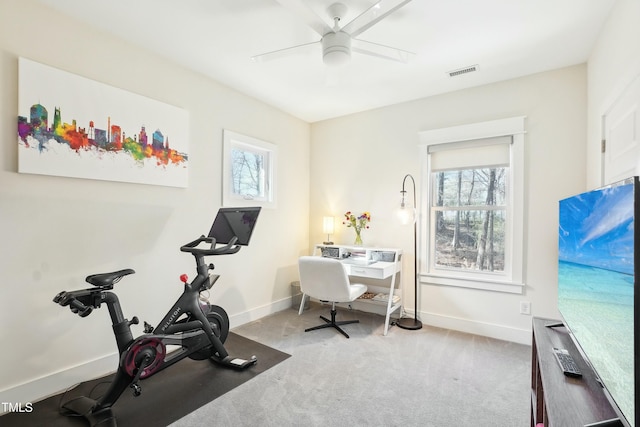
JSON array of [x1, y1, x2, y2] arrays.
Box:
[[0, 333, 290, 427], [174, 304, 533, 427], [3, 305, 533, 427]]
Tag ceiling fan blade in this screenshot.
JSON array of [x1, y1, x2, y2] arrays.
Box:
[[251, 40, 320, 63], [352, 39, 414, 63], [274, 0, 333, 36], [342, 0, 413, 38]]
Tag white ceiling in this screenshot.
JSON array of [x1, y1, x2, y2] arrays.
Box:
[[35, 0, 616, 123]]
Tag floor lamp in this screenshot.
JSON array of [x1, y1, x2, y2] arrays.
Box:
[[396, 174, 423, 330]]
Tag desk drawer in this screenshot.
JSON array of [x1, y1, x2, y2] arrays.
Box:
[[348, 265, 393, 279]]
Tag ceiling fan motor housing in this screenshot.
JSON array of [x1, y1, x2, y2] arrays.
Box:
[[322, 31, 351, 66]]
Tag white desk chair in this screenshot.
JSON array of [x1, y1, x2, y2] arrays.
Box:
[[297, 256, 367, 338]]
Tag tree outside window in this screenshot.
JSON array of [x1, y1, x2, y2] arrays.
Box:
[[223, 130, 276, 208], [432, 168, 507, 274], [231, 147, 266, 200]]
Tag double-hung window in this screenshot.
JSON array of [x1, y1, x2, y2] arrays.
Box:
[[419, 117, 525, 294]]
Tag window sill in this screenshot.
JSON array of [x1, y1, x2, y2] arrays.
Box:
[[224, 196, 277, 209], [420, 273, 525, 294]]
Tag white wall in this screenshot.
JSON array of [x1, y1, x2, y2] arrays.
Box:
[[587, 0, 640, 188], [3, 0, 638, 409], [310, 65, 587, 344], [0, 0, 309, 404]]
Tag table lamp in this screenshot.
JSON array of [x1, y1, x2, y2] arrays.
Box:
[[323, 216, 334, 245], [396, 174, 423, 330]]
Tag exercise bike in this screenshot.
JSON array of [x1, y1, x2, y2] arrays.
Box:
[[52, 207, 261, 426]]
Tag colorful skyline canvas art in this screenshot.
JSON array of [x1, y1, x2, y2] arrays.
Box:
[[18, 57, 189, 188]]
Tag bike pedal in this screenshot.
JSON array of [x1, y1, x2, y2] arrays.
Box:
[[130, 383, 142, 396]]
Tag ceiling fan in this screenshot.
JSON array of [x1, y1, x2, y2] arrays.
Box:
[[252, 0, 414, 66]]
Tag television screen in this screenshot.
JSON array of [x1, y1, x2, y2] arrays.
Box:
[[208, 207, 261, 246], [558, 177, 638, 427]]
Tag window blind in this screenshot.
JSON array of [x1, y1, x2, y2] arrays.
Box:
[[428, 136, 512, 171]]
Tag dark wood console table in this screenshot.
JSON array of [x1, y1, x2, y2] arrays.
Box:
[[530, 317, 623, 427]]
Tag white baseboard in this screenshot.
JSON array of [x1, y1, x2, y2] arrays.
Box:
[[417, 310, 532, 345], [0, 353, 118, 414], [229, 297, 293, 328]]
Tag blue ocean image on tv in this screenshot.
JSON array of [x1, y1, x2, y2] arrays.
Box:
[[558, 181, 635, 425]]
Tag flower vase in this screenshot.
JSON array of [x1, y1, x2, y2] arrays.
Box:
[[354, 229, 363, 246]]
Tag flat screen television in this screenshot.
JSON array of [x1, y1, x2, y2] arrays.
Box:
[[208, 207, 261, 246], [558, 177, 639, 427]]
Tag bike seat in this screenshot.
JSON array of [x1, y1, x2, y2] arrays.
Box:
[[86, 269, 135, 287]]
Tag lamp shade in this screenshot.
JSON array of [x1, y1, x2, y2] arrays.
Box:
[[397, 206, 416, 225], [322, 216, 335, 234], [397, 195, 416, 225]]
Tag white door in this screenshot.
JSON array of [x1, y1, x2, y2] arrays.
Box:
[[603, 75, 640, 185]]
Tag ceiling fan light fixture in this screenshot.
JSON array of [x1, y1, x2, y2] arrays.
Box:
[[322, 31, 351, 66]]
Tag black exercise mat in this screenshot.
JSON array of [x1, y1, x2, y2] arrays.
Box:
[[1, 333, 290, 427]]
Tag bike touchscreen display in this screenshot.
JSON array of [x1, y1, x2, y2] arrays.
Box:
[[208, 207, 261, 246]]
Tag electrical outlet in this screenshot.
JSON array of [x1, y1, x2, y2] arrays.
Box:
[[520, 301, 531, 315]]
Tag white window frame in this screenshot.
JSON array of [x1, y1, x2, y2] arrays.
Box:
[[222, 129, 277, 208], [418, 117, 526, 294]]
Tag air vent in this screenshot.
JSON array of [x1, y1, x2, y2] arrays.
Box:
[[447, 64, 479, 77]]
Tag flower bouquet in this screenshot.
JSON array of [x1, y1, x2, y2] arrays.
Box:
[[343, 211, 371, 245]]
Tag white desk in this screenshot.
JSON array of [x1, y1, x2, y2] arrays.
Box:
[[313, 244, 403, 336]]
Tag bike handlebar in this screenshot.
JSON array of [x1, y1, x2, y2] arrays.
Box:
[[179, 235, 241, 256]]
